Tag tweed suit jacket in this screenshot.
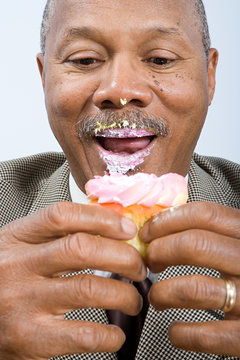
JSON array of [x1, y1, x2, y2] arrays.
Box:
[[0, 152, 240, 360]]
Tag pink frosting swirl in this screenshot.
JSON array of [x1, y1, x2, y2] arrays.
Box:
[[85, 172, 188, 208]]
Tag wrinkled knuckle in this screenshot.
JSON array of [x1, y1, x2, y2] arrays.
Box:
[[191, 230, 212, 260], [75, 275, 95, 301], [171, 232, 188, 259], [44, 202, 69, 229], [64, 233, 92, 265], [77, 325, 100, 353], [174, 230, 209, 261], [178, 276, 209, 303], [76, 234, 94, 262], [194, 201, 218, 223], [204, 202, 218, 223]]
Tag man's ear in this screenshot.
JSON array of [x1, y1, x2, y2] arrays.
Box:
[[207, 48, 219, 106], [36, 53, 45, 91]]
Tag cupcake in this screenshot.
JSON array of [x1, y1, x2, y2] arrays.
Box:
[[85, 173, 188, 258]]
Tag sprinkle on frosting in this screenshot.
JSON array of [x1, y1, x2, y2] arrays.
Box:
[[85, 172, 188, 208]]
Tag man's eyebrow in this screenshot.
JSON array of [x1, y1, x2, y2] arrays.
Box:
[[62, 25, 181, 40], [63, 27, 100, 41], [148, 25, 181, 36], [58, 25, 183, 53]]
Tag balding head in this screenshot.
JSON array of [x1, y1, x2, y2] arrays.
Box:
[[40, 0, 211, 58]]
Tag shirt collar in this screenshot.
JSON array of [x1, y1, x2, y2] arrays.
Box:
[[69, 172, 89, 204]]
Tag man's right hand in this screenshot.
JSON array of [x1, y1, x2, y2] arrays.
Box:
[[0, 202, 146, 360]]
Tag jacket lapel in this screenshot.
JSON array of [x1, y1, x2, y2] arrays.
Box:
[[188, 153, 235, 205], [28, 159, 71, 213]]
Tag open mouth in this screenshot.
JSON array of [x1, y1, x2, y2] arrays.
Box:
[[94, 128, 156, 173]]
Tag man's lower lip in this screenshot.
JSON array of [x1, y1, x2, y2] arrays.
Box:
[[95, 138, 156, 174]]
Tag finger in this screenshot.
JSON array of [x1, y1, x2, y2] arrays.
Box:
[[37, 274, 143, 316], [149, 275, 240, 315], [27, 233, 147, 281], [169, 320, 240, 357], [19, 320, 125, 358], [140, 202, 240, 242], [146, 230, 240, 276], [4, 202, 137, 244]]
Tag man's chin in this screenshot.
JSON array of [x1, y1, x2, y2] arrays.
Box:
[[84, 148, 171, 179]]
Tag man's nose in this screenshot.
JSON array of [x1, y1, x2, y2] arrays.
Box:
[[92, 55, 153, 109]]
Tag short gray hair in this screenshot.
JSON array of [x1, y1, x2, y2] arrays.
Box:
[[40, 0, 56, 54], [40, 0, 211, 57], [193, 0, 211, 56]]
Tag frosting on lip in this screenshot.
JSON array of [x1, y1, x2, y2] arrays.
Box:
[[96, 139, 154, 174], [96, 128, 154, 138], [85, 172, 188, 208], [95, 127, 156, 174]]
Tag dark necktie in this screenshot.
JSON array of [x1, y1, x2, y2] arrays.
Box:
[[107, 274, 152, 360]]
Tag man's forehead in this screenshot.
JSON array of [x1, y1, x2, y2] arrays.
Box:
[[52, 0, 196, 34], [42, 0, 204, 57], [54, 0, 194, 18]]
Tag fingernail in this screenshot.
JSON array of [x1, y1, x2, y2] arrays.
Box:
[[152, 213, 161, 222], [161, 206, 178, 214], [109, 325, 126, 340], [121, 217, 136, 235], [109, 324, 122, 330]]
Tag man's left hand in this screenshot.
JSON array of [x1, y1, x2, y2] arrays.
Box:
[[140, 202, 240, 357]]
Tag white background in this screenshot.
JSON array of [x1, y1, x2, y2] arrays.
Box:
[[0, 0, 239, 163]]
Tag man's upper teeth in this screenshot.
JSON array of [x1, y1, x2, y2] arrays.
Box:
[[95, 128, 154, 138]]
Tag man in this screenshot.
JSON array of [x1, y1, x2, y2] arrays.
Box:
[[0, 0, 239, 359]]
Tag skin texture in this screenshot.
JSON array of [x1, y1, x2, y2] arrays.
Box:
[[140, 202, 240, 356], [1, 203, 145, 359], [0, 0, 239, 359], [37, 0, 217, 190]]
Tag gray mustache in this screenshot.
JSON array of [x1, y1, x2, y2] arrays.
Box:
[[76, 109, 168, 138]]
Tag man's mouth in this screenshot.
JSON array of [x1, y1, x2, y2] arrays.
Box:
[[76, 109, 168, 174], [95, 128, 156, 174], [98, 136, 153, 153]]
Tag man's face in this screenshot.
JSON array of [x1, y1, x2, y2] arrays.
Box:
[[37, 0, 218, 191]]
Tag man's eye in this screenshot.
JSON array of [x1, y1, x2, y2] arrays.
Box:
[[149, 57, 171, 65], [71, 58, 97, 66]]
